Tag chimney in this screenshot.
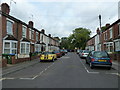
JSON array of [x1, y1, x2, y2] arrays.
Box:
[[48, 34, 51, 37], [96, 28, 100, 34], [1, 3, 10, 14], [41, 29, 45, 34], [106, 23, 110, 28], [28, 21, 34, 27]]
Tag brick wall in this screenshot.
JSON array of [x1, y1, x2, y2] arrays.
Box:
[[0, 12, 2, 62]]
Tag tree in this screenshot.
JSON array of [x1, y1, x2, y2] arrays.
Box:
[[60, 27, 91, 50]]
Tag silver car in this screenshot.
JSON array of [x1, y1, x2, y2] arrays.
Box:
[[80, 50, 90, 58]]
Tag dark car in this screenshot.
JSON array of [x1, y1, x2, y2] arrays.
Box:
[[60, 49, 65, 56], [86, 51, 112, 69]]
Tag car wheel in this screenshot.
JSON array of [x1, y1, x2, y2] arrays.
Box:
[[86, 60, 88, 64], [107, 67, 111, 70], [40, 60, 42, 62], [52, 58, 54, 62], [90, 62, 94, 69]]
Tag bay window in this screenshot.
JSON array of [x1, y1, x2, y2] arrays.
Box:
[[114, 39, 120, 51], [35, 44, 41, 52], [3, 40, 17, 54], [20, 42, 30, 54]]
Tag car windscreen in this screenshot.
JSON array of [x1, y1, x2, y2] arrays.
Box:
[[93, 51, 109, 58]]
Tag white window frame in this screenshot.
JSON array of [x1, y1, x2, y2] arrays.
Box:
[[114, 39, 120, 51], [109, 28, 113, 39], [106, 42, 113, 52], [32, 30, 34, 40], [6, 18, 14, 35], [36, 32, 39, 41], [20, 42, 30, 54], [22, 25, 27, 38], [29, 28, 32, 39], [35, 44, 41, 52], [3, 40, 17, 54]]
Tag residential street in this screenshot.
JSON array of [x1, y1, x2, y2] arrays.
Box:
[[2, 52, 119, 88]]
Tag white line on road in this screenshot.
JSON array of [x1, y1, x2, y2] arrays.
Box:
[[79, 59, 99, 74], [106, 73, 120, 76], [32, 63, 55, 80], [20, 78, 33, 80]]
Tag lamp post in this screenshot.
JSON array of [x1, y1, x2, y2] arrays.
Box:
[[98, 14, 102, 51]]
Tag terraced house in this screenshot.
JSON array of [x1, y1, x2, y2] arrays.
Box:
[[0, 3, 60, 66], [86, 19, 120, 62]]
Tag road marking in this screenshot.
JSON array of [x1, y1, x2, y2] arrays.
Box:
[[0, 78, 6, 81], [106, 73, 120, 76], [31, 63, 55, 80], [20, 78, 33, 80], [79, 59, 99, 74], [61, 57, 70, 59]]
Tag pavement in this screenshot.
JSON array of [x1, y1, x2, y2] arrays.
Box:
[[1, 56, 120, 76], [2, 58, 39, 76]]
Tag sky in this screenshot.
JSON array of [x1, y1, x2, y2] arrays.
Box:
[[0, 0, 120, 38]]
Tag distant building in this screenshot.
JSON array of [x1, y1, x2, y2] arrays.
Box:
[[118, 1, 120, 19]]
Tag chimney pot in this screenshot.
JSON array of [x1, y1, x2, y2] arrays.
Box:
[[41, 29, 45, 34], [106, 23, 110, 28], [1, 3, 10, 14], [48, 34, 51, 37], [28, 21, 34, 27], [96, 28, 100, 34]]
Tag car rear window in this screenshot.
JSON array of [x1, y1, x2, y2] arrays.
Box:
[[43, 52, 53, 54], [83, 50, 90, 53], [54, 51, 60, 53], [93, 51, 109, 58]]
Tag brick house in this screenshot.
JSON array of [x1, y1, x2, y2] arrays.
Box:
[[86, 19, 120, 61], [0, 3, 60, 66]]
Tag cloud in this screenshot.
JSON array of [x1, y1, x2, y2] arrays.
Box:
[[1, 0, 119, 38]]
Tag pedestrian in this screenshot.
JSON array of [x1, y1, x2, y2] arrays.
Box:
[[29, 52, 32, 61]]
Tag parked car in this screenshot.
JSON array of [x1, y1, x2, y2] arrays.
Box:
[[60, 49, 67, 56], [80, 50, 90, 58], [53, 51, 62, 58], [78, 50, 83, 55], [40, 51, 57, 62], [86, 51, 112, 69]]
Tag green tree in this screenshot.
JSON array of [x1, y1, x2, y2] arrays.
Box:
[[60, 27, 91, 50]]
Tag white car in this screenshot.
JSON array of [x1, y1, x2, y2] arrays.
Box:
[[80, 50, 90, 58]]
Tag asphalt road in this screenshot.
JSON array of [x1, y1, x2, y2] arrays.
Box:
[[2, 52, 119, 88]]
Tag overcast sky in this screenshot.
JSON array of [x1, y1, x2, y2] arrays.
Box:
[[1, 0, 120, 38]]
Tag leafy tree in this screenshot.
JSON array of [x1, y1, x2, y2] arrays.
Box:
[[60, 27, 91, 50]]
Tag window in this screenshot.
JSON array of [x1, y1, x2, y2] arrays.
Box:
[[36, 32, 39, 41], [104, 32, 107, 40], [29, 28, 32, 39], [35, 44, 41, 52], [115, 40, 120, 51], [3, 41, 17, 54], [118, 24, 120, 35], [20, 42, 30, 54], [106, 42, 113, 52], [109, 28, 112, 39], [6, 20, 13, 35], [22, 26, 27, 38], [32, 30, 34, 40]]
